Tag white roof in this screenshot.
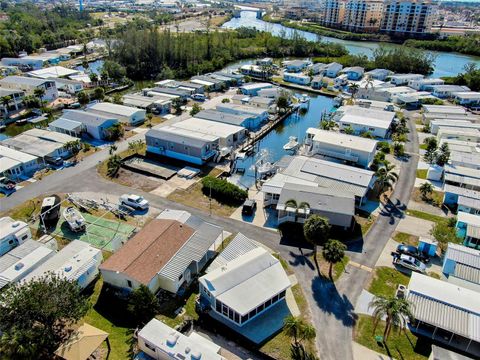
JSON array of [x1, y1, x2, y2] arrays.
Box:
[[23, 128, 76, 144], [407, 272, 480, 342], [88, 102, 142, 117], [454, 92, 480, 100], [173, 118, 245, 139], [457, 212, 480, 227], [307, 128, 377, 153], [391, 74, 424, 79], [148, 125, 219, 143], [200, 247, 291, 315], [216, 103, 267, 116], [28, 66, 79, 79], [138, 319, 224, 360], [190, 79, 214, 86], [1, 138, 39, 164], [336, 106, 395, 130], [23, 240, 101, 284], [207, 233, 260, 272], [240, 82, 272, 91], [437, 126, 480, 138], [423, 105, 467, 115], [0, 217, 29, 240], [445, 243, 480, 269]]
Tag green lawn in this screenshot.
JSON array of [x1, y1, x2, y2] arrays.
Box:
[[368, 267, 410, 298], [419, 143, 428, 150], [416, 169, 427, 179], [393, 232, 419, 247], [354, 315, 431, 360], [405, 209, 447, 224], [156, 289, 199, 328]]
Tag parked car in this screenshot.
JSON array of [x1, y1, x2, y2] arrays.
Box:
[[396, 244, 429, 262], [45, 156, 64, 167], [0, 177, 16, 191], [393, 254, 427, 273], [119, 194, 149, 210], [242, 199, 257, 216], [191, 94, 206, 101]]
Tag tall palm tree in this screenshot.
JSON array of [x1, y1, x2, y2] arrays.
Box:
[[322, 239, 347, 280], [369, 295, 413, 342], [303, 215, 331, 265], [419, 182, 433, 200], [349, 83, 359, 99], [364, 74, 374, 90], [284, 315, 316, 347], [33, 87, 46, 104], [374, 160, 398, 195], [1, 95, 12, 116], [284, 199, 310, 222]]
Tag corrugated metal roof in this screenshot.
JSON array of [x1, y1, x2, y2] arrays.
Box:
[[446, 243, 480, 269], [454, 263, 480, 285], [158, 221, 223, 282], [467, 224, 480, 240], [146, 127, 218, 148], [207, 233, 259, 272], [49, 118, 84, 131], [458, 196, 480, 211], [0, 240, 44, 273]]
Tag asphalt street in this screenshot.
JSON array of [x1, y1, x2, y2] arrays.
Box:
[[0, 113, 419, 360]]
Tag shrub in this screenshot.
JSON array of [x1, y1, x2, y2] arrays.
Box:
[[201, 176, 247, 204], [377, 141, 391, 154]]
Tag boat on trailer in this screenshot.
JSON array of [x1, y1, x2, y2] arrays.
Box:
[[63, 206, 86, 232]]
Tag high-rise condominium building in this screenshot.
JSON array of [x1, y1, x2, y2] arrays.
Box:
[[321, 0, 347, 28], [381, 0, 438, 35], [343, 0, 384, 32]]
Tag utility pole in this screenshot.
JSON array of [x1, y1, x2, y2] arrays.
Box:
[[209, 183, 212, 216]]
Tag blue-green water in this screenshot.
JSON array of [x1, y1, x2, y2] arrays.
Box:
[[230, 95, 334, 189], [223, 11, 480, 78]]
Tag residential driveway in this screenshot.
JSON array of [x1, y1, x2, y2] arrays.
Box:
[[374, 238, 398, 268], [396, 216, 434, 238]]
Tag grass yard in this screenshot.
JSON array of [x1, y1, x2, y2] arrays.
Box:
[[411, 188, 444, 208], [1, 196, 43, 222], [419, 143, 428, 150], [356, 214, 376, 237], [405, 209, 447, 224], [393, 231, 419, 247], [354, 314, 431, 360], [83, 278, 135, 360], [167, 168, 239, 217], [368, 267, 410, 298], [416, 169, 427, 179], [260, 284, 316, 360], [317, 254, 350, 281], [156, 288, 199, 329]]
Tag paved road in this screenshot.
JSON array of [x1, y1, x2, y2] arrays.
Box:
[[1, 112, 419, 360]]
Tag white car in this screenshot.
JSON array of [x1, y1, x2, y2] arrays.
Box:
[[393, 254, 427, 273], [119, 194, 149, 210]]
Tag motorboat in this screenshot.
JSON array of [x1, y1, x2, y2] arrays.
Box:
[[283, 136, 299, 151], [300, 94, 310, 103], [63, 206, 86, 232], [256, 161, 275, 177]]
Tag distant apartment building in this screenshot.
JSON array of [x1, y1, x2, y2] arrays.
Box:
[[343, 0, 384, 32], [321, 0, 347, 28], [381, 0, 438, 36]]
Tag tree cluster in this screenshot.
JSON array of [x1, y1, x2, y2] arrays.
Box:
[[443, 62, 480, 92], [201, 176, 248, 204], [423, 137, 450, 167], [404, 35, 480, 57]]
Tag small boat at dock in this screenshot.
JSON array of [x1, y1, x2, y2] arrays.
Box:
[[283, 136, 299, 151]]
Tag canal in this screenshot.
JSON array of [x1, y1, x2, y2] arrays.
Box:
[[230, 95, 335, 189], [222, 11, 480, 79]]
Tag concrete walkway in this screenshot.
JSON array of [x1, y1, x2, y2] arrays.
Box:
[[355, 290, 376, 316], [353, 342, 395, 360]]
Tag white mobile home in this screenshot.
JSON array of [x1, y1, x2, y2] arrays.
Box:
[[305, 128, 377, 168], [408, 78, 444, 91], [100, 211, 224, 295], [365, 69, 393, 81], [122, 94, 172, 114], [87, 102, 146, 126], [0, 76, 58, 101], [284, 59, 310, 72], [23, 240, 102, 289], [0, 145, 40, 179], [56, 110, 119, 140], [240, 82, 273, 96], [173, 118, 247, 148], [334, 106, 395, 138], [431, 85, 471, 99], [146, 127, 219, 165], [437, 127, 480, 143], [390, 74, 424, 86], [195, 109, 259, 130], [430, 120, 480, 135], [0, 217, 31, 256], [454, 92, 480, 107], [283, 72, 311, 85]]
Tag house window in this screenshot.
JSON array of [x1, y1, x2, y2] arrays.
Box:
[[272, 294, 279, 303], [228, 308, 234, 320], [280, 290, 286, 299], [144, 342, 155, 351], [178, 274, 183, 280], [21, 234, 29, 241], [249, 308, 256, 318], [216, 300, 222, 312], [257, 303, 265, 313], [241, 314, 249, 323], [265, 298, 272, 308], [234, 312, 240, 323], [222, 304, 228, 316], [127, 280, 132, 288]]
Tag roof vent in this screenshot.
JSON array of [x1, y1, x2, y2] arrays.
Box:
[[15, 263, 24, 271], [166, 334, 178, 347], [64, 265, 73, 272], [12, 221, 21, 228], [185, 346, 191, 354], [191, 351, 202, 360]]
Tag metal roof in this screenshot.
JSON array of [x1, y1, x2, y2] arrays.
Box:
[[216, 103, 267, 116], [445, 243, 480, 269], [49, 118, 84, 131], [0, 87, 24, 97], [199, 247, 291, 315], [173, 118, 245, 139], [146, 126, 219, 148], [0, 75, 54, 87], [444, 184, 480, 200], [61, 110, 116, 127], [454, 263, 480, 285], [0, 240, 43, 273], [445, 173, 480, 188], [457, 212, 480, 227], [195, 109, 251, 127], [307, 128, 377, 153], [458, 196, 480, 211], [206, 233, 260, 272], [423, 105, 467, 115], [158, 220, 223, 282], [88, 102, 143, 117], [0, 144, 38, 164], [407, 273, 480, 342], [467, 224, 480, 240]]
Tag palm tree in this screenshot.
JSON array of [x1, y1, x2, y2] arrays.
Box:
[[1, 95, 12, 116], [419, 182, 433, 200], [303, 215, 331, 265], [369, 295, 413, 342], [89, 72, 99, 83], [33, 87, 46, 104], [106, 154, 122, 178], [349, 83, 359, 99], [284, 199, 310, 222], [374, 160, 398, 195], [364, 74, 374, 90], [284, 315, 316, 347], [109, 144, 118, 155], [322, 239, 347, 279], [320, 120, 336, 131], [64, 140, 81, 160]]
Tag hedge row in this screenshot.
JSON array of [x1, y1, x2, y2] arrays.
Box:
[[201, 176, 248, 204]]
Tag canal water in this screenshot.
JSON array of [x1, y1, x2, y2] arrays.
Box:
[[229, 95, 335, 189], [222, 11, 480, 79]]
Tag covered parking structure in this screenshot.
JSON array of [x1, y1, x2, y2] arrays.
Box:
[[406, 273, 480, 356]]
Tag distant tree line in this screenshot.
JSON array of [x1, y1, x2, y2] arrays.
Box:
[[110, 25, 348, 80], [0, 3, 103, 57], [443, 63, 480, 92], [404, 35, 480, 57], [312, 46, 436, 75]]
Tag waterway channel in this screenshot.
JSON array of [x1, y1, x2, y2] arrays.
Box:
[[222, 11, 480, 79]]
